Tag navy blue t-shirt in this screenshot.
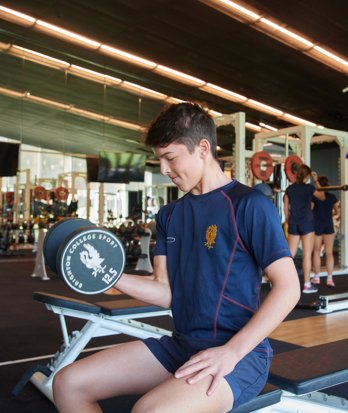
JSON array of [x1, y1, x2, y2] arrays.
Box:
[[154, 180, 291, 355], [285, 183, 315, 223], [312, 192, 337, 230]]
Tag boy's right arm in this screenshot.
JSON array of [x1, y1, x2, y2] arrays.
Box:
[[110, 255, 172, 308]]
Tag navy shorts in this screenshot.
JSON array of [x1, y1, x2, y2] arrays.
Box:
[[143, 334, 272, 409], [314, 222, 334, 236], [288, 220, 314, 236]]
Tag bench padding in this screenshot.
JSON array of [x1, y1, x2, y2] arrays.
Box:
[[95, 299, 168, 316], [269, 339, 348, 394], [33, 291, 102, 314], [232, 384, 281, 413], [33, 292, 169, 317]]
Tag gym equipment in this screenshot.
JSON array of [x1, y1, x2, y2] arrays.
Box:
[[268, 339, 348, 411], [317, 184, 348, 192], [34, 186, 47, 200], [135, 228, 153, 273], [317, 292, 348, 314], [55, 186, 69, 201], [43, 218, 93, 274], [14, 292, 348, 412], [31, 228, 49, 280], [43, 218, 126, 294], [13, 291, 172, 402], [250, 151, 273, 181], [12, 292, 281, 413], [284, 154, 303, 183]]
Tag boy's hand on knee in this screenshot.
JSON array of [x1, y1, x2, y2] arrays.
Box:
[[174, 345, 238, 395]]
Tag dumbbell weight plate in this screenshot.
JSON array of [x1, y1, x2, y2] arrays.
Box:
[[43, 218, 94, 274], [56, 227, 126, 294]]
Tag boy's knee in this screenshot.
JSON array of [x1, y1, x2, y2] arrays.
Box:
[[52, 366, 75, 401]]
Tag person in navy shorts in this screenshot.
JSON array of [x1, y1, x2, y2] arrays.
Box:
[[311, 175, 340, 288], [53, 103, 300, 413], [283, 164, 322, 294]]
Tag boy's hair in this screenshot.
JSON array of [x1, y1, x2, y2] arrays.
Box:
[[145, 102, 218, 158], [318, 175, 329, 187], [295, 164, 311, 183]]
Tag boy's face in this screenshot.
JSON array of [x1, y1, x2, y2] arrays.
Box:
[[154, 142, 203, 193]]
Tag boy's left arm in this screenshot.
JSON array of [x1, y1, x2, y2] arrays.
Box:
[[175, 256, 300, 395]]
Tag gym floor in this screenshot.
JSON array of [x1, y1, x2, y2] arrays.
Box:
[[1, 254, 348, 413]]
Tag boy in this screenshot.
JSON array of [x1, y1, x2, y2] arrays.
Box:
[[53, 102, 300, 413]]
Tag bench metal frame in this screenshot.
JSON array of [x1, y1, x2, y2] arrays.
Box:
[[317, 292, 348, 314], [21, 293, 172, 402]]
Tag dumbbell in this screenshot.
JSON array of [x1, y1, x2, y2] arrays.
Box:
[[43, 218, 126, 294]]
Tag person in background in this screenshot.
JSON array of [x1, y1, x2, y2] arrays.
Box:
[[283, 164, 321, 294], [311, 176, 340, 288]]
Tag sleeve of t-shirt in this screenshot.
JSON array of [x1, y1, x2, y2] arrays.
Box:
[[238, 191, 292, 270], [153, 204, 170, 256]]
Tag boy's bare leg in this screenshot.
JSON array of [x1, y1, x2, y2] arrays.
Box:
[[53, 340, 172, 413], [132, 373, 234, 413]]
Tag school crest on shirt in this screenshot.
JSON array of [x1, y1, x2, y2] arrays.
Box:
[[204, 224, 217, 250]]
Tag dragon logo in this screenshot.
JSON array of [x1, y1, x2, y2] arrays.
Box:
[[79, 243, 106, 277], [204, 224, 217, 250]]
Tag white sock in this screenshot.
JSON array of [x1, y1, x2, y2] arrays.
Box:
[[304, 282, 311, 288]]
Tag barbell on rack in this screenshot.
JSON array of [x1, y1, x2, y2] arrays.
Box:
[[316, 185, 348, 192], [250, 152, 347, 190], [250, 152, 302, 183], [274, 184, 347, 193]]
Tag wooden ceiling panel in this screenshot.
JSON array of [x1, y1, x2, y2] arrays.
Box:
[[0, 0, 347, 157]]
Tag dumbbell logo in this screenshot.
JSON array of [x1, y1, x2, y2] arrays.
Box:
[[80, 244, 106, 277]]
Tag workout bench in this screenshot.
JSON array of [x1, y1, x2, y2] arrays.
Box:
[[13, 292, 281, 412], [13, 292, 172, 402], [14, 292, 348, 412], [267, 339, 348, 412]]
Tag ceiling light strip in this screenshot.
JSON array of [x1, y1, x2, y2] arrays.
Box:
[[35, 20, 101, 49], [259, 122, 278, 131], [0, 86, 145, 132], [205, 0, 261, 22], [200, 0, 348, 75], [0, 5, 35, 25], [153, 65, 206, 87], [1, 42, 252, 126], [280, 113, 316, 126], [0, 6, 321, 127], [244, 99, 283, 116]]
